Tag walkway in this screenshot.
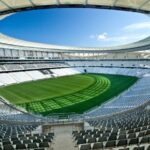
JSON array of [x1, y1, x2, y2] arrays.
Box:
[[52, 125, 79, 150]]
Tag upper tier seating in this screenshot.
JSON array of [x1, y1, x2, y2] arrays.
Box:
[[67, 60, 150, 69], [0, 63, 69, 72], [0, 73, 16, 85], [25, 71, 46, 80], [76, 67, 150, 77], [5, 64, 23, 71], [0, 68, 81, 86], [9, 72, 32, 83], [51, 68, 80, 77]]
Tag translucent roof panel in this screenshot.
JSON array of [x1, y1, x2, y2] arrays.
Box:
[[59, 0, 85, 5], [0, 1, 10, 11], [141, 1, 150, 11], [0, 0, 150, 15], [115, 0, 144, 9], [31, 0, 58, 6], [88, 0, 113, 6], [2, 0, 32, 9]]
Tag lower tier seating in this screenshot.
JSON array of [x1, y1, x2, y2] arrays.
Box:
[[0, 123, 54, 150], [73, 101, 150, 150]]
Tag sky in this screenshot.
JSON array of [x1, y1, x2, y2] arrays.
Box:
[[0, 8, 150, 47]]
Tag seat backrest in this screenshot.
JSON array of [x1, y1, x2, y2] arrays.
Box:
[[105, 140, 116, 148], [27, 143, 38, 149], [79, 144, 91, 150], [87, 137, 96, 143], [16, 144, 26, 149], [92, 142, 103, 149], [117, 139, 127, 146], [133, 146, 145, 150], [77, 138, 86, 145], [39, 142, 49, 148], [3, 144, 14, 150]]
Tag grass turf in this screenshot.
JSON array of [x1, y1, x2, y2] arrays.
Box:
[[0, 74, 138, 116]]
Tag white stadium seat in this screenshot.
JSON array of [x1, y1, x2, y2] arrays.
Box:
[[9, 72, 33, 83], [25, 71, 46, 80], [0, 73, 17, 85]]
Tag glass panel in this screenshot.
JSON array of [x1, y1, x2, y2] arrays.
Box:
[[0, 1, 9, 11], [88, 0, 113, 6], [0, 49, 5, 57], [141, 1, 150, 11], [115, 0, 144, 9], [5, 49, 11, 57], [3, 0, 31, 8], [18, 51, 24, 57], [12, 50, 18, 57], [31, 0, 57, 6], [59, 0, 85, 5]]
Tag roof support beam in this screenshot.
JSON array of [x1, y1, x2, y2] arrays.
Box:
[[0, 0, 13, 10], [138, 0, 150, 9], [28, 0, 36, 7], [112, 0, 119, 6], [56, 0, 60, 5], [85, 0, 88, 5]]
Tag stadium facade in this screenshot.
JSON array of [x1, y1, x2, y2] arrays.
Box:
[[0, 1, 150, 150]]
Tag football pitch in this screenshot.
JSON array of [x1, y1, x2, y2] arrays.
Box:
[[0, 74, 138, 116]]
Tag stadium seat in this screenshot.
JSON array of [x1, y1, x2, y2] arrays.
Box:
[[79, 143, 91, 150], [27, 143, 38, 149], [129, 138, 139, 145], [3, 144, 14, 150], [105, 140, 116, 148], [117, 139, 128, 146], [92, 142, 103, 149], [77, 138, 86, 145], [16, 144, 26, 149], [133, 146, 145, 150], [39, 142, 49, 148]]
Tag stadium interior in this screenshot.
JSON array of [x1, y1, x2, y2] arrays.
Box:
[[0, 0, 150, 150]]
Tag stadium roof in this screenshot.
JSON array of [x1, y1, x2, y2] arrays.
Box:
[[0, 33, 150, 52], [0, 0, 150, 15], [0, 0, 150, 52]]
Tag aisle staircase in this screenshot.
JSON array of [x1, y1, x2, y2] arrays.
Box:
[[52, 125, 79, 150]]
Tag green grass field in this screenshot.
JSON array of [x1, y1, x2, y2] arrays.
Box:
[[0, 74, 138, 116]]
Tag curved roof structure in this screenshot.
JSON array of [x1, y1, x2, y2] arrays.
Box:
[[0, 33, 150, 52], [0, 0, 150, 15], [0, 0, 150, 52]]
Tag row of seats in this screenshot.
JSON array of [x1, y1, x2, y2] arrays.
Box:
[[68, 61, 150, 69], [73, 128, 150, 142], [76, 67, 150, 77], [0, 63, 68, 72], [0, 68, 80, 86], [0, 132, 54, 150], [74, 134, 150, 145], [0, 124, 39, 138], [1, 142, 50, 150], [78, 143, 150, 150]]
